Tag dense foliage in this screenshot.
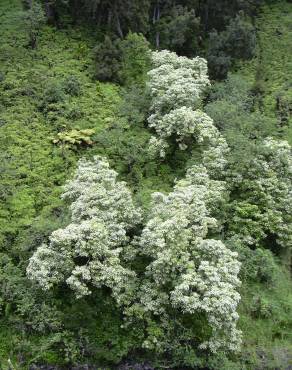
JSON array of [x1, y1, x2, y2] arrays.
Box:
[[39, 0, 262, 79], [0, 0, 292, 369]]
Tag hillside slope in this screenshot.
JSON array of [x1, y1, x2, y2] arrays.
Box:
[[238, 1, 292, 141], [0, 0, 291, 369]]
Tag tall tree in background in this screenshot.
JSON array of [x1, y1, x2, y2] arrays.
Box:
[[24, 1, 46, 49]]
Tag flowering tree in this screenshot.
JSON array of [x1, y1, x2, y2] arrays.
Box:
[[27, 156, 141, 301], [27, 51, 243, 356], [148, 51, 209, 117], [27, 156, 242, 354], [133, 165, 242, 353], [147, 50, 229, 171]]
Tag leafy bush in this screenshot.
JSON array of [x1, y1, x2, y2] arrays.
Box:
[[63, 75, 82, 97], [1, 1, 292, 367], [40, 82, 66, 111], [52, 129, 95, 149]]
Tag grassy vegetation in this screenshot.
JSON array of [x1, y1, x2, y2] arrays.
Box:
[[0, 0, 120, 248], [0, 2, 180, 366], [236, 1, 292, 142], [238, 270, 292, 369], [230, 5, 292, 364]]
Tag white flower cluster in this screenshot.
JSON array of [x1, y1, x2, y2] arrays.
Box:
[[147, 50, 228, 173], [27, 156, 141, 301], [136, 165, 241, 352]]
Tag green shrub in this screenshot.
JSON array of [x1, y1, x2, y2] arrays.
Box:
[[63, 75, 82, 97], [40, 82, 65, 111]]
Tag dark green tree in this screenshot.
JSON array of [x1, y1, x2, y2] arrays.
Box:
[[24, 1, 46, 49], [93, 36, 121, 82], [207, 13, 256, 79]]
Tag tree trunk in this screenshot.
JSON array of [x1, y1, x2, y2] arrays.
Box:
[[44, 0, 58, 26], [115, 12, 124, 38], [153, 2, 160, 49], [280, 248, 292, 276], [29, 32, 37, 49]]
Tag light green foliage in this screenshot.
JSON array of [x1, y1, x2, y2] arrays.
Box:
[[0, 0, 121, 251], [52, 128, 95, 149], [0, 1, 140, 365], [238, 267, 292, 370], [238, 2, 292, 142], [205, 72, 278, 179], [118, 32, 151, 86]]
